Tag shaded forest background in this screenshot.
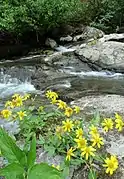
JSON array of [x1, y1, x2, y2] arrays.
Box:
[[0, 0, 124, 45]]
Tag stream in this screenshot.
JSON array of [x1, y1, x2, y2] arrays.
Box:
[[1, 48, 124, 134], [1, 61, 124, 99]]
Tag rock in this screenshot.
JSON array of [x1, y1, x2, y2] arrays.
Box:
[[45, 38, 58, 49], [50, 25, 104, 45], [71, 95, 124, 116], [106, 133, 124, 159], [31, 51, 92, 92], [60, 35, 73, 42], [36, 148, 88, 179], [49, 25, 76, 39], [116, 26, 124, 33], [76, 41, 124, 72], [73, 26, 104, 42], [99, 33, 124, 43]]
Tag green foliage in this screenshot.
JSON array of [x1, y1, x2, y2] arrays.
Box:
[[0, 127, 62, 179], [88, 0, 124, 32], [0, 92, 122, 178], [28, 163, 61, 179], [0, 127, 26, 166], [0, 0, 124, 35], [88, 169, 97, 179], [0, 0, 86, 34], [19, 106, 63, 140]]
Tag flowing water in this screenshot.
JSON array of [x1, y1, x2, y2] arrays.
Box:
[[0, 69, 36, 99]]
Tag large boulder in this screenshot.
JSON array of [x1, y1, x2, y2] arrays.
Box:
[[72, 95, 124, 116], [76, 41, 124, 72]]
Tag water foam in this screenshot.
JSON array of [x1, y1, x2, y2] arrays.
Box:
[[0, 70, 35, 98]]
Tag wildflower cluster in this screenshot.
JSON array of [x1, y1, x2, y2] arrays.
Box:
[[0, 93, 61, 140], [0, 94, 31, 121], [45, 90, 120, 177], [102, 113, 124, 132], [0, 90, 122, 178], [46, 90, 80, 117]]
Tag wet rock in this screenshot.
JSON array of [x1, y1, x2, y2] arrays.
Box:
[[99, 33, 124, 43], [45, 38, 58, 49], [30, 51, 92, 92], [60, 35, 73, 42]]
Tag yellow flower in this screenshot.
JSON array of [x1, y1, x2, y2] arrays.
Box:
[[75, 128, 83, 138], [45, 90, 52, 99], [38, 106, 44, 112], [52, 164, 60, 170], [62, 119, 74, 132], [22, 94, 31, 101], [12, 96, 23, 107], [50, 98, 58, 104], [46, 90, 58, 100], [103, 155, 118, 175], [5, 101, 13, 108], [12, 93, 20, 98], [57, 100, 67, 109], [17, 111, 27, 120], [56, 126, 64, 139], [89, 125, 99, 136], [65, 107, 73, 117], [15, 96, 23, 107], [1, 109, 12, 119], [66, 147, 75, 161], [115, 113, 122, 120], [91, 134, 104, 148], [102, 118, 114, 132], [74, 120, 81, 126], [81, 145, 96, 160], [115, 113, 124, 131], [74, 106, 80, 114], [74, 137, 87, 149]]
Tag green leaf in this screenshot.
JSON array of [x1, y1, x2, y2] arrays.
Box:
[[94, 154, 104, 163], [28, 106, 35, 111], [71, 158, 83, 166], [27, 135, 36, 169], [0, 163, 24, 178], [37, 135, 45, 145], [61, 165, 69, 179], [0, 127, 26, 166], [44, 145, 55, 156], [28, 163, 61, 179], [88, 169, 97, 179], [89, 111, 100, 126]]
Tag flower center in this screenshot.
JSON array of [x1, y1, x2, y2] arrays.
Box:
[[108, 162, 114, 169]]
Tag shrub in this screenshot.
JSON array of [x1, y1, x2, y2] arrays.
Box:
[[0, 0, 87, 35], [87, 0, 124, 32]]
